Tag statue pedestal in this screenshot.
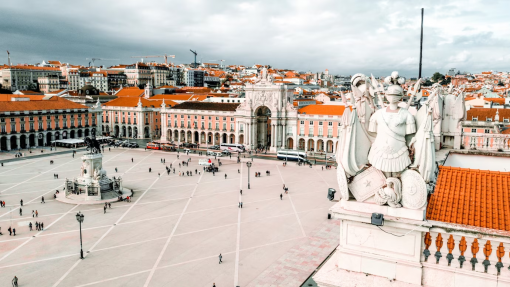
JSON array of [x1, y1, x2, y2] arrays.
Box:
[[63, 153, 125, 203], [315, 201, 430, 287]]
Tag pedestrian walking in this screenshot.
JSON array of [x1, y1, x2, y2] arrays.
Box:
[[149, 168, 152, 173], [8, 227, 12, 236], [104, 206, 106, 214], [35, 210, 38, 217], [13, 228, 16, 236], [115, 167, 118, 172], [224, 174, 227, 179], [238, 169, 240, 173], [280, 193, 283, 200], [40, 223, 43, 230], [213, 283, 216, 287], [108, 203, 111, 209], [41, 196, 45, 203], [19, 208, 22, 216], [240, 202, 243, 208], [20, 199, 23, 206], [238, 202, 241, 208], [219, 253, 223, 264], [29, 222, 32, 231], [35, 222, 39, 231], [240, 189, 242, 195], [131, 158, 133, 162], [12, 275, 18, 287], [32, 210, 34, 217]]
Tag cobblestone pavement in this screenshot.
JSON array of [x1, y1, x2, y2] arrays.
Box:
[[247, 219, 340, 287], [0, 148, 339, 286]]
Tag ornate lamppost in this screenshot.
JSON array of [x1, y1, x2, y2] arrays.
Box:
[[246, 161, 252, 189], [75, 211, 85, 259]]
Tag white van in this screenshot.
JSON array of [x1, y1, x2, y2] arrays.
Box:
[[206, 151, 216, 156]]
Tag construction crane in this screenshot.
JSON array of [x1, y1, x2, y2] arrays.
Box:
[[208, 60, 226, 69], [131, 54, 175, 65], [190, 50, 197, 68], [85, 58, 119, 67]]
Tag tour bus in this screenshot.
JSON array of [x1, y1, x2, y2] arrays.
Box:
[[146, 142, 161, 150], [161, 143, 176, 152], [220, 143, 245, 152], [276, 150, 308, 162]]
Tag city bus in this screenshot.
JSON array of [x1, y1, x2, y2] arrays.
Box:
[[146, 142, 161, 150], [220, 143, 245, 152], [276, 150, 308, 162]]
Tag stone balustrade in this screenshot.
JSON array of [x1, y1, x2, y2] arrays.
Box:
[[422, 231, 510, 278], [462, 133, 510, 152]]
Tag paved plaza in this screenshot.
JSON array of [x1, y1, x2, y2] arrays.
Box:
[[0, 148, 339, 287]]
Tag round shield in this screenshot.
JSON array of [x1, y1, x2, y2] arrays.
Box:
[[401, 169, 427, 209]]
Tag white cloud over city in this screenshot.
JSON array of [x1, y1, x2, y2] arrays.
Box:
[[1, 0, 509, 77]]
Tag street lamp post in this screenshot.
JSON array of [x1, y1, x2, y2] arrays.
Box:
[[75, 211, 85, 259], [246, 161, 252, 189]]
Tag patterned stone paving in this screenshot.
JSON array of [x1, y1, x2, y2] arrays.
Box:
[[247, 219, 340, 287]]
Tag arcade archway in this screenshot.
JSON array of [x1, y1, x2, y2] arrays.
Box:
[[254, 106, 271, 149]]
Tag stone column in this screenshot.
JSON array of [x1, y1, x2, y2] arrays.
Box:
[[6, 137, 11, 151], [271, 124, 275, 147], [16, 136, 20, 150]]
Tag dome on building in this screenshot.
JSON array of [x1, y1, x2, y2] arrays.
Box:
[[78, 84, 99, 96]]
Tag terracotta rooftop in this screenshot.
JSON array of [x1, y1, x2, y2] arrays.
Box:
[[298, 104, 346, 116], [427, 166, 510, 231], [172, 101, 240, 111], [0, 95, 89, 112], [116, 87, 144, 97], [103, 97, 177, 108], [467, 108, 510, 121]]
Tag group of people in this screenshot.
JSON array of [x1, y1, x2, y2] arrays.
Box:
[[53, 173, 59, 179], [28, 221, 44, 231]]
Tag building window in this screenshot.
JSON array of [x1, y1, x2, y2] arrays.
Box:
[[1, 125, 5, 133], [319, 122, 323, 126], [471, 129, 476, 133], [485, 129, 490, 133], [174, 120, 177, 127], [300, 127, 304, 135], [231, 118, 234, 121], [504, 119, 510, 123], [216, 123, 219, 130], [309, 121, 313, 125], [208, 122, 212, 129], [11, 124, 16, 132], [472, 117, 478, 121], [201, 116, 204, 119], [223, 123, 226, 130], [300, 121, 304, 124], [328, 128, 333, 136], [328, 122, 333, 126], [318, 127, 323, 136]]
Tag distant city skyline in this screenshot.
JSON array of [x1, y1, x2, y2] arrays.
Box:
[[1, 0, 509, 77]]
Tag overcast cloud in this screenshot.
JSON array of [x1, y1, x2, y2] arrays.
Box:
[[1, 0, 509, 77]]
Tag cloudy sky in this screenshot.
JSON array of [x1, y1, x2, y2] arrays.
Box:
[[1, 0, 509, 77]]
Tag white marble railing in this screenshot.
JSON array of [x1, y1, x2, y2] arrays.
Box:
[[422, 230, 510, 278], [462, 133, 510, 152]]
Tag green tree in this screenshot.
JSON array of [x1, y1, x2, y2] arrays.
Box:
[[431, 72, 445, 83]]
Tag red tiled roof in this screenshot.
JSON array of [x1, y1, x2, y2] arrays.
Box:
[[467, 108, 510, 121], [298, 105, 346, 116], [116, 87, 144, 97], [0, 95, 88, 112], [427, 166, 510, 231], [103, 97, 177, 108]]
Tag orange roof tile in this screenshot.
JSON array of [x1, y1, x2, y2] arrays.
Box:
[[298, 105, 346, 116], [427, 166, 510, 231], [116, 87, 144, 97], [467, 108, 510, 121], [103, 97, 177, 108], [0, 95, 88, 112]]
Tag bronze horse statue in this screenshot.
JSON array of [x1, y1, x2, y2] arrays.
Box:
[[84, 137, 101, 154]]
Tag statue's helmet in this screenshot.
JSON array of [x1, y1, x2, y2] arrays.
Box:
[[385, 85, 404, 97], [351, 73, 366, 87]]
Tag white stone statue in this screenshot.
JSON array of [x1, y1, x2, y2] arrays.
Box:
[[367, 76, 416, 174]]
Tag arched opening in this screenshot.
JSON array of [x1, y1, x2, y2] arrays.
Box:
[[122, 126, 126, 137], [166, 130, 172, 142], [286, 138, 294, 149], [307, 139, 315, 151], [10, 136, 17, 150], [326, 140, 334, 153], [317, 139, 324, 152], [298, 138, 305, 150], [214, 133, 220, 145], [222, 133, 227, 144], [29, 134, 36, 147], [194, 131, 199, 143], [37, 133, 44, 147], [1, 136, 7, 151], [55, 132, 61, 140], [239, 134, 244, 144], [78, 129, 83, 138], [70, 130, 75, 139], [254, 106, 271, 149], [180, 130, 185, 142], [128, 126, 132, 138], [186, 131, 192, 143], [133, 127, 138, 138], [230, 134, 235, 144], [144, 127, 150, 138], [20, 135, 27, 149], [84, 129, 90, 137], [174, 130, 179, 141], [114, 126, 119, 137], [207, 132, 213, 144], [105, 126, 110, 135], [200, 132, 206, 144], [46, 133, 52, 145]]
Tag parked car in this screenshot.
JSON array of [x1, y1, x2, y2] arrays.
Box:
[[221, 150, 231, 155], [210, 145, 220, 150], [129, 143, 139, 148]]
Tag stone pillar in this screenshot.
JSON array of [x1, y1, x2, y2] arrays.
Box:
[[271, 124, 275, 147], [16, 136, 20, 150]]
